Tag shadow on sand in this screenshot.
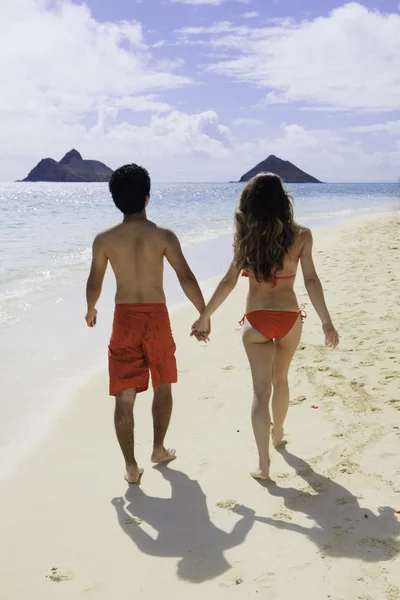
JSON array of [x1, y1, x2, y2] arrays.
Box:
[[112, 466, 257, 583], [112, 454, 399, 583], [256, 449, 400, 561]]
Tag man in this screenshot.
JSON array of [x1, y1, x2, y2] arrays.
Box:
[[85, 164, 207, 484]]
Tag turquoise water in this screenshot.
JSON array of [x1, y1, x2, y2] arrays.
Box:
[[0, 181, 398, 475], [0, 181, 398, 328]]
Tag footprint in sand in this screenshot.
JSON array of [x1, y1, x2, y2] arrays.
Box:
[[339, 461, 359, 475], [291, 395, 307, 405], [216, 499, 237, 511], [350, 380, 365, 390], [329, 372, 346, 380], [335, 496, 357, 506], [218, 577, 244, 588], [46, 568, 71, 583], [384, 372, 400, 380], [124, 517, 142, 525], [358, 537, 400, 558], [255, 572, 277, 590], [273, 509, 293, 521]]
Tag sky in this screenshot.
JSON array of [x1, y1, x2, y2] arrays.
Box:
[[1, 0, 399, 182]]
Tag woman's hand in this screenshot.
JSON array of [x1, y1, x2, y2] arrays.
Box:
[[191, 316, 211, 342], [323, 323, 339, 348]]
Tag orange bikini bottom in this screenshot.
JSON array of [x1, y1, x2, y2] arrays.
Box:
[[239, 310, 306, 340]]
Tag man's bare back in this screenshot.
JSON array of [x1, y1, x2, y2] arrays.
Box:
[[90, 218, 198, 307]]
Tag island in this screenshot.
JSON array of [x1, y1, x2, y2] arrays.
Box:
[[21, 149, 113, 182], [239, 155, 321, 183]]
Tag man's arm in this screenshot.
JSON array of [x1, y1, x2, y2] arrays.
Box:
[[85, 234, 108, 327], [164, 230, 205, 315], [191, 261, 239, 338]]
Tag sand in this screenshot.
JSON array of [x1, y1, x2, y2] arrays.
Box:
[[0, 212, 399, 599]]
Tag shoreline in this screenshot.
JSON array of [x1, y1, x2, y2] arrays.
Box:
[[0, 211, 399, 598]]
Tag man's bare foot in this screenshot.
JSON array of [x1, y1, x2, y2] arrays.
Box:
[[124, 466, 144, 484], [271, 425, 287, 448], [151, 447, 177, 464]]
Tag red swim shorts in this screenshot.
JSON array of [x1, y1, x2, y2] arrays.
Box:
[[108, 304, 177, 395]]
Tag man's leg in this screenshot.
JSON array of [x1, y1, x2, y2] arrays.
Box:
[[114, 388, 143, 483], [151, 383, 176, 463]]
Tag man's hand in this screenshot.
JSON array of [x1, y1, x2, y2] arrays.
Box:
[[86, 308, 98, 328], [191, 316, 211, 342], [323, 323, 339, 348]]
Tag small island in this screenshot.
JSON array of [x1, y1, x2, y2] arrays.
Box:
[[21, 149, 113, 182], [240, 155, 321, 183]]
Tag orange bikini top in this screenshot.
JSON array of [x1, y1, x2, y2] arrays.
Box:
[[242, 270, 296, 288]]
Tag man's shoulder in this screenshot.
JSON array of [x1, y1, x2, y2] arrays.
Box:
[[93, 225, 119, 244], [152, 225, 180, 243]]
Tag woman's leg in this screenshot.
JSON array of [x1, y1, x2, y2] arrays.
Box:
[[271, 316, 302, 447], [242, 324, 275, 480]]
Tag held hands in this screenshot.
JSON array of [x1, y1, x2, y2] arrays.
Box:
[[85, 308, 98, 328], [191, 315, 211, 342], [323, 322, 339, 348]]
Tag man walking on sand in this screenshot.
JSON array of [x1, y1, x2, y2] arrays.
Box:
[[85, 164, 208, 484]]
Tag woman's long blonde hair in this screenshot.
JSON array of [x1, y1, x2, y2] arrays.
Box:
[[233, 172, 296, 282]]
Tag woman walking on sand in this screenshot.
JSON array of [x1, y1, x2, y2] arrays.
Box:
[[192, 173, 339, 480]]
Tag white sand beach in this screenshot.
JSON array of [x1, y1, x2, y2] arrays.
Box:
[[0, 212, 399, 599]]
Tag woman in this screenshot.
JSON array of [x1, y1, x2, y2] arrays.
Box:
[[192, 173, 339, 480]]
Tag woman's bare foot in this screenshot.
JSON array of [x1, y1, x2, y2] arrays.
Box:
[[251, 468, 270, 481], [251, 460, 271, 480], [151, 447, 177, 464], [124, 466, 144, 484], [271, 425, 287, 448]]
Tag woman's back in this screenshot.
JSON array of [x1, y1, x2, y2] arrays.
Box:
[[244, 225, 308, 312]]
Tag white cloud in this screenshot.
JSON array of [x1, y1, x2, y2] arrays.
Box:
[[190, 3, 400, 112], [177, 21, 239, 34], [263, 91, 289, 105], [171, 0, 222, 4], [243, 11, 259, 19], [0, 0, 236, 181], [232, 117, 264, 126], [346, 121, 400, 134], [0, 0, 190, 120], [171, 0, 250, 5], [1, 0, 400, 183]]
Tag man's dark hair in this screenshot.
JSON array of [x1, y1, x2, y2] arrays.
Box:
[[109, 164, 151, 215]]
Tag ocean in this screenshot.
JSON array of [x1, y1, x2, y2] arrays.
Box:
[[0, 181, 398, 476]]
